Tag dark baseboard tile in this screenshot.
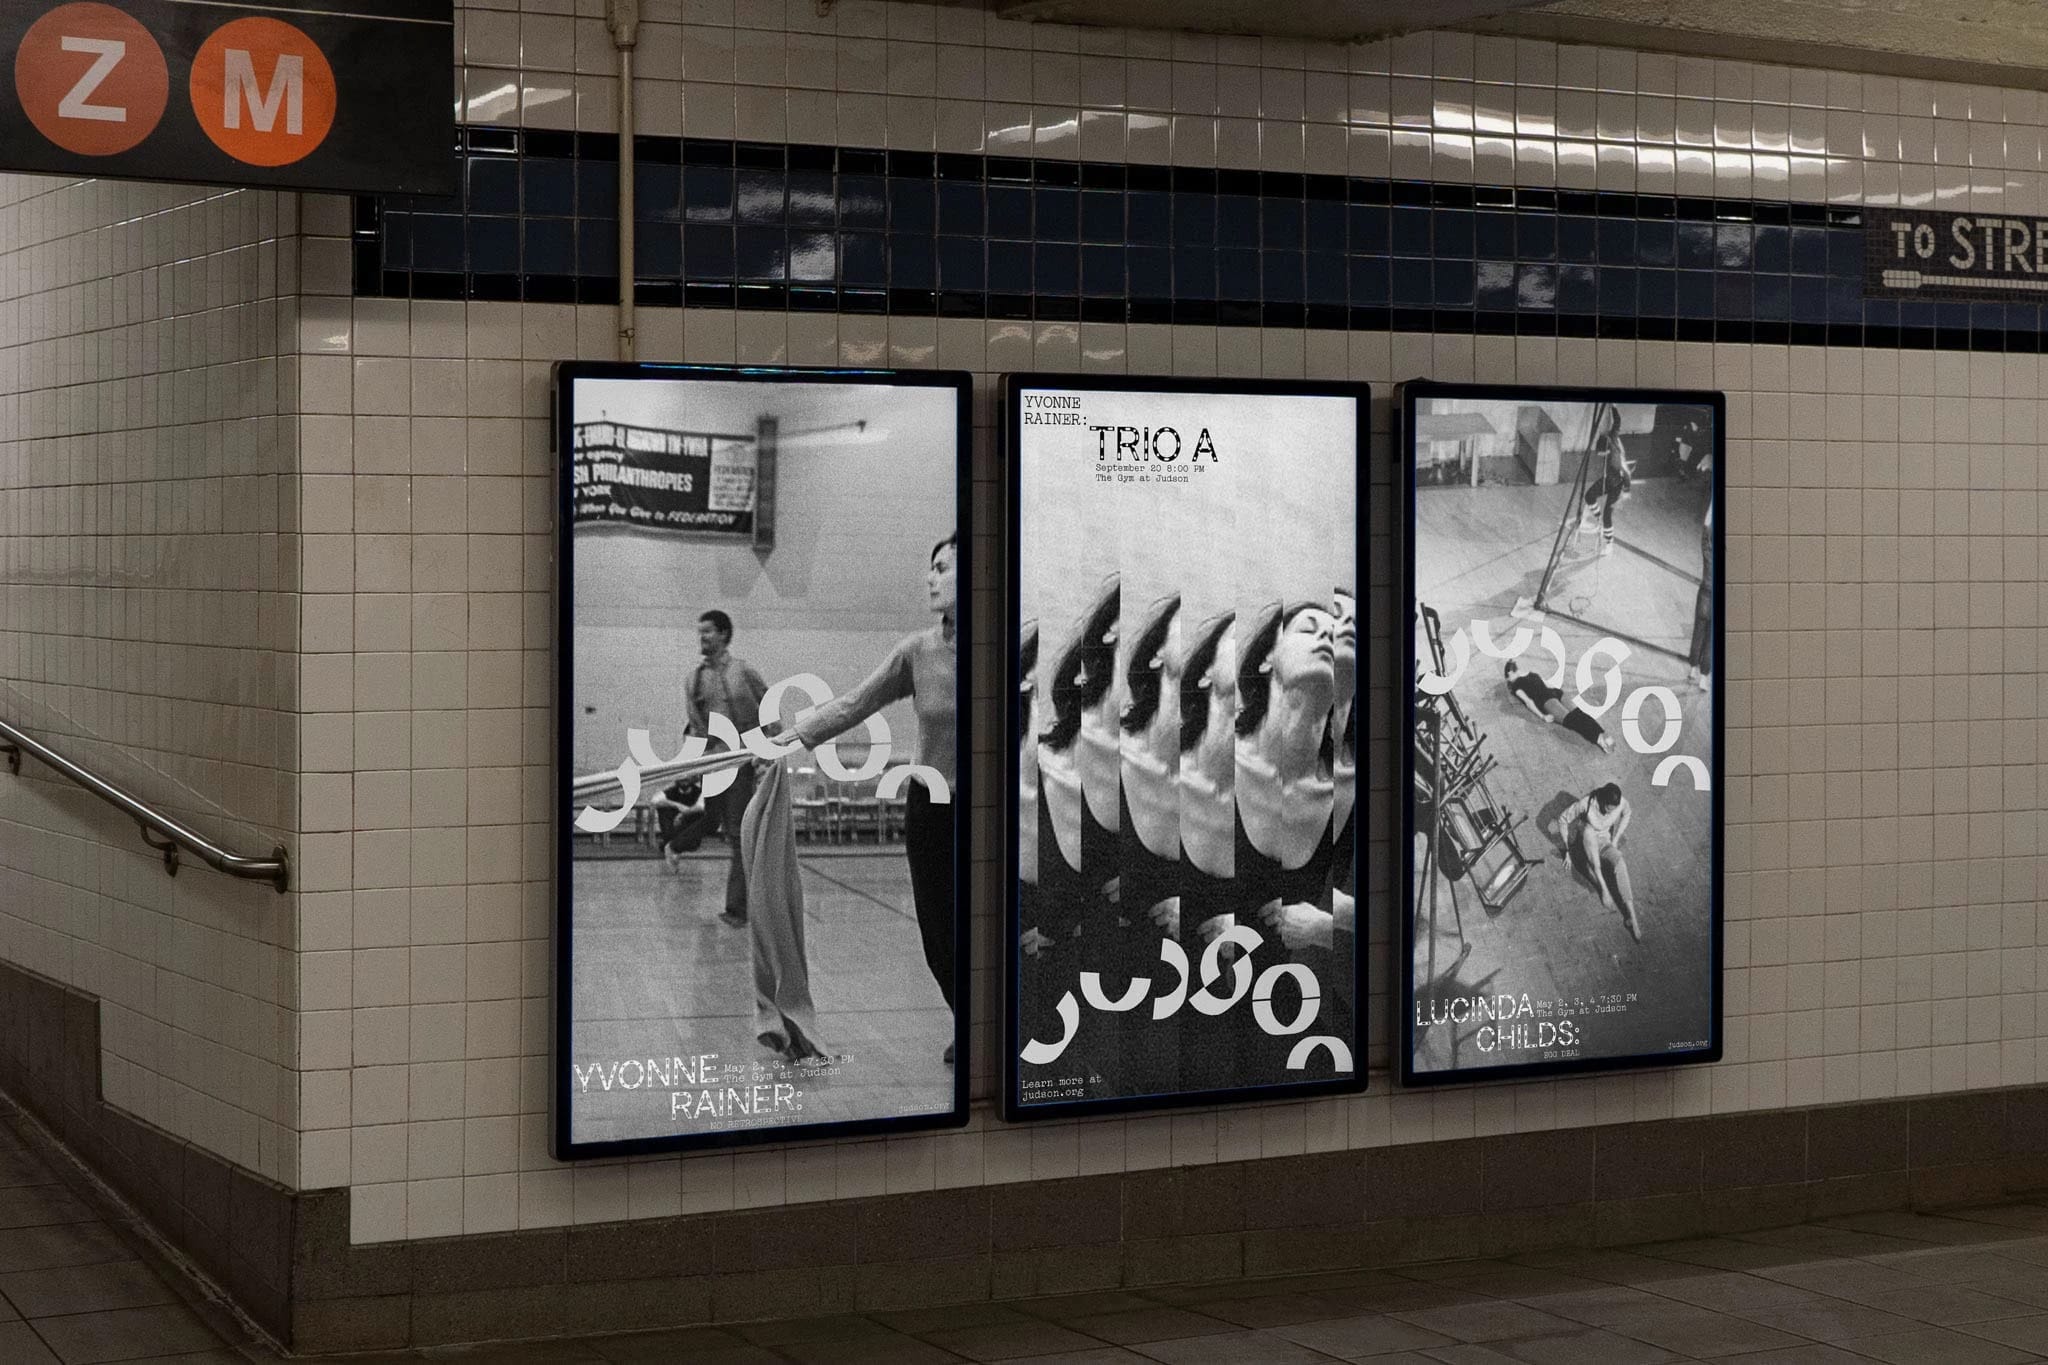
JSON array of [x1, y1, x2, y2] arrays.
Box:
[[284, 1089, 2048, 1352], [7, 950, 2048, 1354], [0, 959, 295, 1344]]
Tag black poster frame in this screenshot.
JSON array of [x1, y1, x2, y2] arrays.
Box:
[[552, 360, 973, 1160], [1397, 378, 1725, 1088], [1000, 370, 1371, 1123]]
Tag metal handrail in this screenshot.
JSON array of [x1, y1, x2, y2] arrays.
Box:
[[0, 719, 289, 893]]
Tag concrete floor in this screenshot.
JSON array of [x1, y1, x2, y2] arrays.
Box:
[[567, 850, 953, 1146], [1411, 475, 1716, 1075], [25, 1059, 2048, 1365]]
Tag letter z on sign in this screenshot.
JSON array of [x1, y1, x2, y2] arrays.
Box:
[[189, 16, 335, 166], [13, 2, 168, 156]]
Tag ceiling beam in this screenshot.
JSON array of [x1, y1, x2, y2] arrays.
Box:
[[1471, 1, 2048, 90], [987, 0, 1554, 44]]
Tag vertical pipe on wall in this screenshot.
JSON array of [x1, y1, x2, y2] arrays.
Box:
[[607, 0, 640, 361]]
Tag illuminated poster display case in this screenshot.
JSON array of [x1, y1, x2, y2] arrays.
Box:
[[554, 362, 972, 1158], [1003, 372, 1368, 1122], [1398, 380, 1723, 1087]]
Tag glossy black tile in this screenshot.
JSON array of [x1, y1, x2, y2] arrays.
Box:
[[353, 127, 2009, 348]]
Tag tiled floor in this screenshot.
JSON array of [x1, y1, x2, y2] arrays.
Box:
[[0, 1109, 247, 1364], [20, 1088, 2048, 1362]]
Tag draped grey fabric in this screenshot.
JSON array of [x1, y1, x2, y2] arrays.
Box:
[[741, 758, 823, 1058]]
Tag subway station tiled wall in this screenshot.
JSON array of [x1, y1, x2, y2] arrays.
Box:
[[0, 178, 302, 1184], [12, 0, 2048, 1251], [290, 0, 2048, 1244]]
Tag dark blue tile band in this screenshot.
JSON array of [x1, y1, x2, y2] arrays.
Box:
[[353, 125, 2034, 352]]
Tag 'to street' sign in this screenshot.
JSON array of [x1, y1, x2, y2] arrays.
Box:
[[1866, 206, 2048, 303], [2, 0, 453, 195]]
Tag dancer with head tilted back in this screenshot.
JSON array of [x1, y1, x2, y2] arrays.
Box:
[[1235, 602, 1355, 1077], [1121, 594, 1185, 934], [1118, 593, 1184, 1092], [1236, 603, 1338, 921], [1031, 576, 1122, 1066], [1174, 608, 1238, 1092], [1328, 588, 1358, 903]]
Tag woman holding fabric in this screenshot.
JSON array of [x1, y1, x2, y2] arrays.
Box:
[[785, 534, 962, 1065]]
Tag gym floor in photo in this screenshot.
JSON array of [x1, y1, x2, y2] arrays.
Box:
[[567, 847, 954, 1146], [1412, 473, 1716, 1075]]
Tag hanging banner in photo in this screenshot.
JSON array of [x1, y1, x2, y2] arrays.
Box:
[[571, 419, 759, 536], [1398, 380, 1723, 1087], [1002, 374, 1368, 1123], [554, 362, 973, 1160]]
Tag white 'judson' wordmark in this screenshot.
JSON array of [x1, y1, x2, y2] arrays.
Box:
[[574, 671, 952, 833]]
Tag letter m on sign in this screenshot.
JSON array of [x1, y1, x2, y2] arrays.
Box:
[[222, 51, 303, 135]]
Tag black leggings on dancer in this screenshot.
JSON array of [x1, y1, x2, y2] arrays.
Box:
[[1689, 525, 1714, 677], [904, 783, 955, 1007]]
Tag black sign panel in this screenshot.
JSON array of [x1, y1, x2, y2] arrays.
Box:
[[1866, 206, 2048, 302], [1, 0, 453, 195]]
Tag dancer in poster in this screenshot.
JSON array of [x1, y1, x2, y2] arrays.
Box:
[[1033, 577, 1122, 1049], [682, 610, 769, 925], [1329, 588, 1358, 900], [1250, 600, 1359, 962], [1017, 621, 1064, 1054], [1235, 603, 1338, 910], [1176, 609, 1238, 946], [1176, 608, 1239, 1090], [1555, 781, 1641, 941], [787, 535, 961, 1064], [1688, 498, 1714, 692], [563, 367, 967, 1151], [1502, 661, 1615, 752], [1119, 592, 1185, 1093], [1576, 404, 1633, 556], [1405, 385, 1716, 1082], [1017, 621, 1043, 952], [1009, 378, 1362, 1115]]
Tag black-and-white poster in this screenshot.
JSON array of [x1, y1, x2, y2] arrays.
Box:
[[1400, 381, 1722, 1086], [554, 363, 971, 1158], [1003, 374, 1367, 1121]]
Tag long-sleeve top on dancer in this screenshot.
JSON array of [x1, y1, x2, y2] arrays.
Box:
[[793, 623, 959, 1013], [794, 625, 956, 786], [1559, 789, 1631, 844]]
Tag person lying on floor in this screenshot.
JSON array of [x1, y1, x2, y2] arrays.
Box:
[[1502, 662, 1615, 753]]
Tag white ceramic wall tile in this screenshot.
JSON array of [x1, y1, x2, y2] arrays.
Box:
[[0, 174, 300, 1185], [8, 0, 2048, 1250]]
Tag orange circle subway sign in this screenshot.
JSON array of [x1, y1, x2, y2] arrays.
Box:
[[1, 0, 453, 194], [188, 16, 335, 166], [14, 2, 168, 156]]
